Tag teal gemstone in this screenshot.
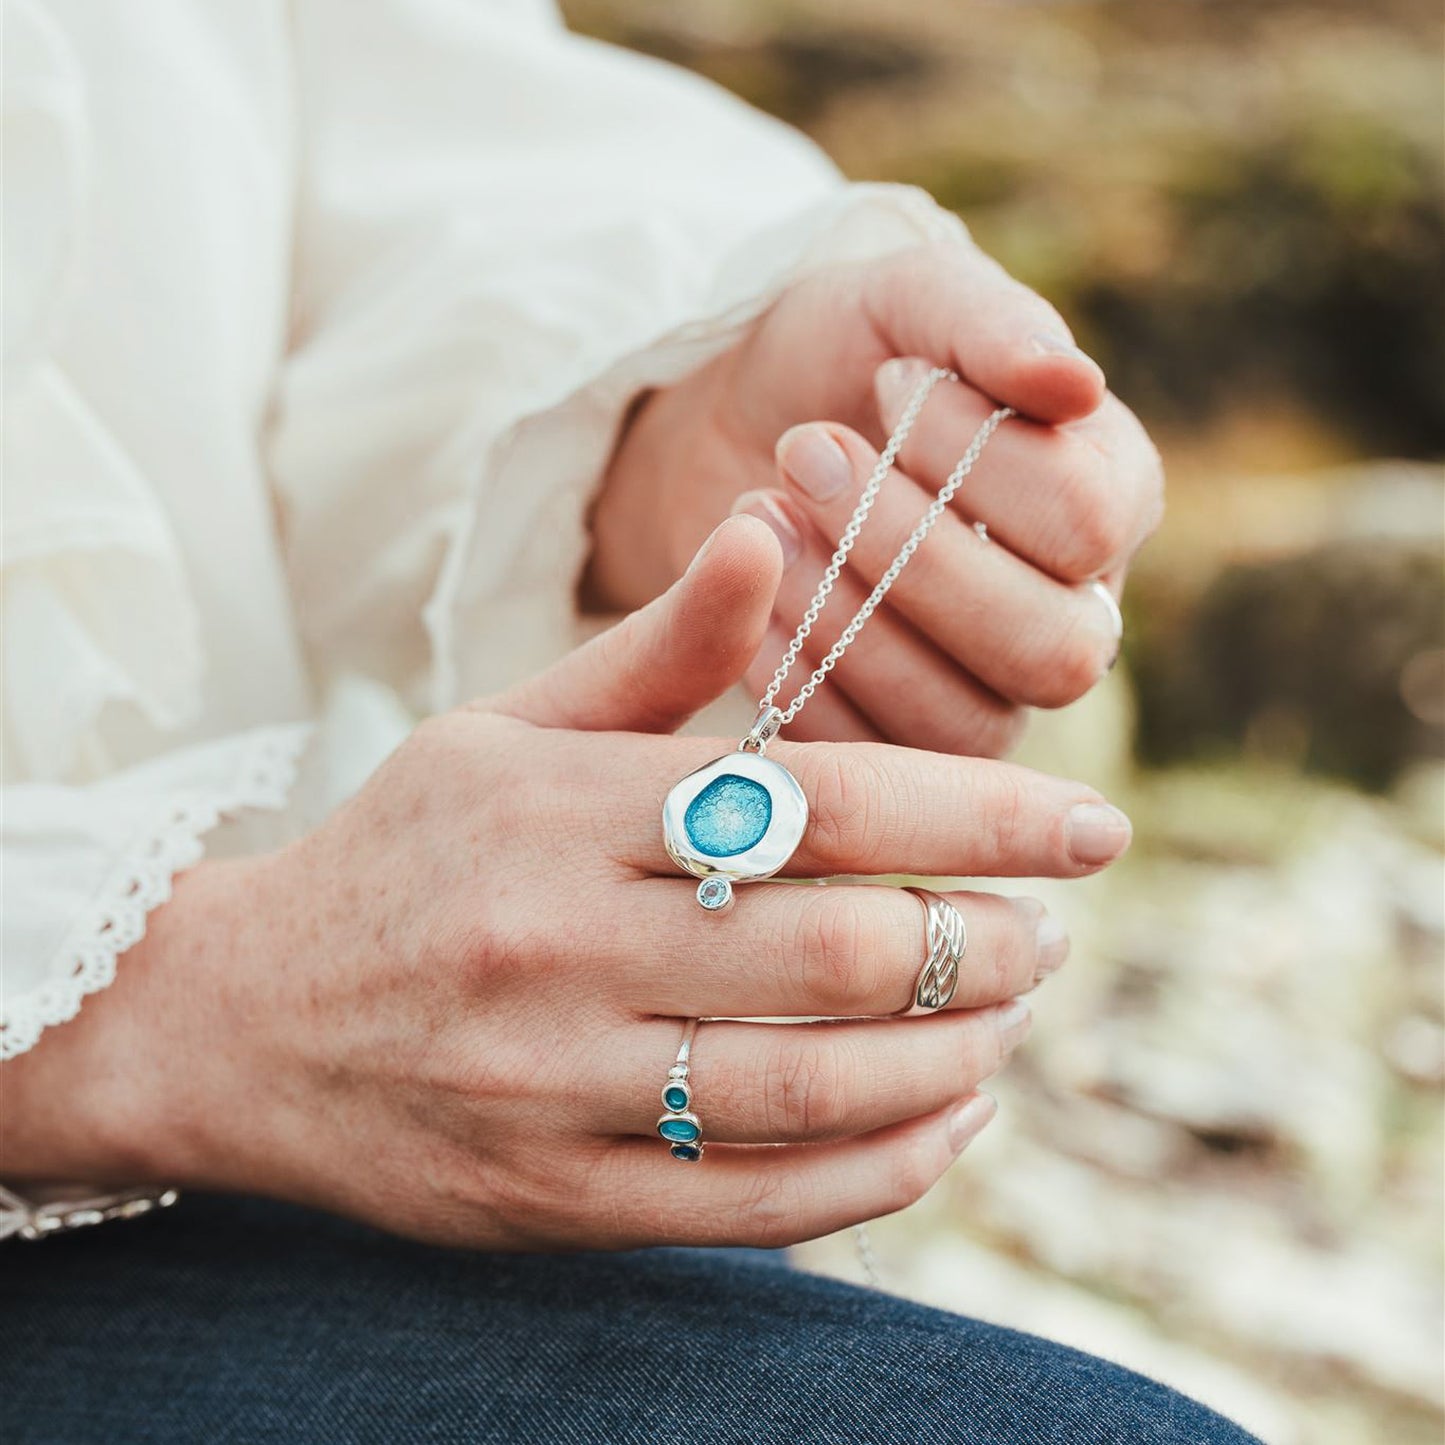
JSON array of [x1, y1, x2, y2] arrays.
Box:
[[684, 774, 771, 858], [670, 1143, 702, 1162], [663, 1084, 690, 1111], [658, 1116, 700, 1144]]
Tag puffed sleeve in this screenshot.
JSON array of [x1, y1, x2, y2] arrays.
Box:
[[270, 0, 968, 711], [0, 0, 314, 1066]]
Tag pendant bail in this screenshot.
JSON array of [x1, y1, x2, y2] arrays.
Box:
[[738, 705, 783, 754]]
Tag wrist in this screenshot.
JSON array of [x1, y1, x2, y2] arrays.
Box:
[[584, 352, 743, 612], [0, 855, 263, 1191]]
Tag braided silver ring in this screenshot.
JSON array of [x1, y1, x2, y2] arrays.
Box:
[[899, 889, 966, 1015]]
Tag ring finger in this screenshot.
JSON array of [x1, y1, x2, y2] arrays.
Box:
[[602, 1004, 1029, 1144]]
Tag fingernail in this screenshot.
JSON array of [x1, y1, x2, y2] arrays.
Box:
[[1034, 912, 1070, 981], [874, 356, 930, 423], [1067, 802, 1133, 866], [777, 424, 853, 503], [948, 1092, 998, 1154], [1029, 331, 1091, 361], [996, 999, 1033, 1051], [730, 490, 801, 567]]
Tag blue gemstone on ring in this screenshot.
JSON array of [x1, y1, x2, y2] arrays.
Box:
[[670, 1143, 702, 1162], [696, 877, 733, 911], [684, 774, 771, 857], [658, 1116, 701, 1144], [663, 1085, 690, 1111]]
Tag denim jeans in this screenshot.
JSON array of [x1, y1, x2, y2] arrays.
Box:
[[2, 1194, 1261, 1444]]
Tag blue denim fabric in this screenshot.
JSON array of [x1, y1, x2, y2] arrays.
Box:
[[2, 1194, 1262, 1444]]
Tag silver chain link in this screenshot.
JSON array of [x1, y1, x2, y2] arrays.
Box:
[[759, 368, 1015, 726], [852, 1220, 885, 1290]]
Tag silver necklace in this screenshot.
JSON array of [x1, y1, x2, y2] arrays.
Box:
[[663, 367, 1015, 912]]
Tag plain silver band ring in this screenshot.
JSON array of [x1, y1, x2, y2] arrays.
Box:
[[1089, 580, 1123, 643], [899, 888, 966, 1015]]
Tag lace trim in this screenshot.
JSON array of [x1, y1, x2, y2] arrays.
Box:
[[0, 726, 310, 1061]]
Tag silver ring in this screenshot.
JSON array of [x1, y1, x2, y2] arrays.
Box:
[[1086, 578, 1121, 641], [657, 1018, 705, 1161], [1088, 580, 1123, 670], [899, 889, 966, 1015]]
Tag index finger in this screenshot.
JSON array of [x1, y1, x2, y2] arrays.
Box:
[[864, 242, 1106, 424], [621, 736, 1132, 880]]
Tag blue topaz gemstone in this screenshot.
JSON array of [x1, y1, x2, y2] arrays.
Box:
[[670, 1143, 702, 1162], [684, 774, 772, 857], [696, 877, 732, 911], [663, 1084, 690, 1111], [658, 1116, 701, 1144]]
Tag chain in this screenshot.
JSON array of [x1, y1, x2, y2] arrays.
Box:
[[1, 1184, 180, 1241], [853, 1221, 884, 1290], [755, 367, 1014, 1287], [758, 368, 1015, 726]]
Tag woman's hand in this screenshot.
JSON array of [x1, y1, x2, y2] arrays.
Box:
[[2, 519, 1130, 1252], [590, 239, 1164, 755]]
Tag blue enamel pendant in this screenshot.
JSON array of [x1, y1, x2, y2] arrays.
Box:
[[663, 707, 807, 911]]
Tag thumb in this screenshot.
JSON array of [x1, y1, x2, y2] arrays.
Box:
[[487, 515, 785, 734]]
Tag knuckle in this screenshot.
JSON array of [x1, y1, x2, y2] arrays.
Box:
[[972, 770, 1028, 871], [795, 891, 883, 1012], [980, 917, 1021, 1002], [959, 1013, 1006, 1087], [1053, 440, 1131, 579], [882, 1140, 942, 1216], [762, 1034, 852, 1138], [924, 237, 1006, 284], [443, 1146, 555, 1248], [735, 1168, 812, 1248], [1030, 611, 1111, 709], [409, 713, 544, 838], [1031, 297, 1073, 337], [947, 702, 1028, 761], [1139, 449, 1167, 542], [990, 706, 1031, 758], [998, 898, 1044, 991], [493, 1168, 553, 1240], [985, 275, 1065, 329], [806, 750, 888, 871], [441, 897, 543, 989], [1115, 392, 1168, 512], [408, 709, 471, 757], [426, 1025, 519, 1106]]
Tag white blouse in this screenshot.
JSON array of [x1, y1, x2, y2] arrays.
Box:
[[0, 0, 964, 1228]]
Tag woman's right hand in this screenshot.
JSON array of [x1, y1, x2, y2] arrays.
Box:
[[2, 517, 1131, 1252]]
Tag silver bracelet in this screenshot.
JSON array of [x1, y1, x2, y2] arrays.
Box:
[[0, 1183, 179, 1241]]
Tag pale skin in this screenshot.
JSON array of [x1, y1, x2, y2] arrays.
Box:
[[590, 239, 1164, 755], [2, 239, 1157, 1250]]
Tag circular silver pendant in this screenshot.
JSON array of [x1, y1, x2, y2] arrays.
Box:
[[662, 750, 808, 908]]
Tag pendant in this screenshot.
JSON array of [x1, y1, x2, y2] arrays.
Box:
[[662, 707, 807, 911]]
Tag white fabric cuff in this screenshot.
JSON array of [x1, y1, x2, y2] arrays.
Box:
[[1, 724, 312, 1061], [425, 181, 968, 709]]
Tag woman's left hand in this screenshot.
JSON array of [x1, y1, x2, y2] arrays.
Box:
[[589, 238, 1164, 757]]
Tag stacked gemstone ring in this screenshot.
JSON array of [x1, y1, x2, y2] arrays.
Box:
[[657, 1018, 705, 1162]]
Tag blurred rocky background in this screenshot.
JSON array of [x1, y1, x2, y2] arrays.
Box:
[[559, 3, 1445, 1441]]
